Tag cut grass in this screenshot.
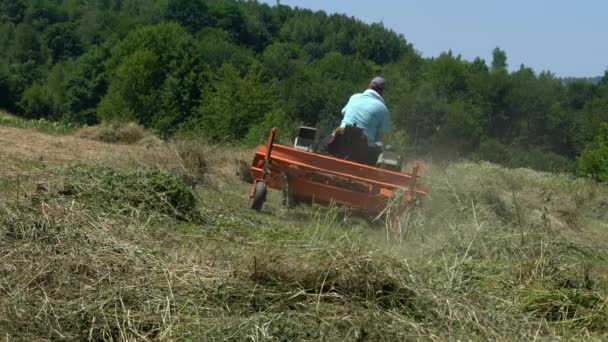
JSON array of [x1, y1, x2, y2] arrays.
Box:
[[76, 121, 150, 144], [0, 129, 607, 340]]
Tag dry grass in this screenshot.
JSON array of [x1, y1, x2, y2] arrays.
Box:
[[0, 124, 156, 176], [77, 122, 149, 144], [1, 123, 608, 340]]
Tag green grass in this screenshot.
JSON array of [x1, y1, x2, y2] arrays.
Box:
[[0, 177, 16, 191], [0, 111, 76, 134], [0, 154, 607, 340]]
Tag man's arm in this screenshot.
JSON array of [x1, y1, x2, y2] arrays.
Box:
[[376, 107, 390, 144]]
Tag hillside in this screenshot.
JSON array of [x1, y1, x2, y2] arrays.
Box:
[[1, 120, 607, 340], [2, 0, 608, 177]]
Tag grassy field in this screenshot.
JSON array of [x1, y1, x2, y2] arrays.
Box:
[[0, 119, 607, 340], [0, 110, 76, 135]]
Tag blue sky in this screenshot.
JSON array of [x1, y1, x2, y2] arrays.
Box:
[[260, 0, 607, 77]]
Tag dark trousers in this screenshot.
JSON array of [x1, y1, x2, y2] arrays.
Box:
[[325, 126, 381, 165]]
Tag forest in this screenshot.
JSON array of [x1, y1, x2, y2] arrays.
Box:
[[1, 0, 607, 180]]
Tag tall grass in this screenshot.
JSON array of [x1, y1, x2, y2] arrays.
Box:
[[0, 111, 75, 134], [0, 137, 606, 340]]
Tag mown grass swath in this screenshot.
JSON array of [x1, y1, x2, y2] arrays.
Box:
[[0, 125, 606, 340]]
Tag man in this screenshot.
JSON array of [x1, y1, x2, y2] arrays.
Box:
[[329, 77, 390, 164], [340, 77, 390, 147]]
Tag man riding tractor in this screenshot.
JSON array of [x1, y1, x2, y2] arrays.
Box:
[[323, 77, 401, 170]]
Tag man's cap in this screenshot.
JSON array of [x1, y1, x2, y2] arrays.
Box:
[[369, 77, 386, 90]]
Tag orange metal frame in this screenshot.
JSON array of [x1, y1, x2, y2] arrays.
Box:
[[249, 128, 427, 213]]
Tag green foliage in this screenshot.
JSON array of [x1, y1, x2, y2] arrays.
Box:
[[12, 23, 46, 63], [208, 1, 247, 43], [439, 100, 483, 152], [98, 23, 206, 134], [1, 0, 608, 173], [0, 0, 27, 23], [261, 42, 302, 79], [63, 42, 112, 125], [353, 23, 410, 65], [166, 0, 208, 33], [18, 61, 74, 120], [491, 47, 508, 71], [0, 61, 11, 108], [197, 28, 255, 71], [478, 138, 576, 173], [44, 22, 82, 61], [18, 82, 52, 118], [426, 51, 468, 98], [97, 49, 153, 123], [578, 123, 608, 182], [193, 64, 287, 142], [600, 69, 608, 86], [24, 0, 67, 29], [0, 111, 74, 134], [315, 52, 372, 83], [387, 128, 410, 154], [245, 108, 297, 146]]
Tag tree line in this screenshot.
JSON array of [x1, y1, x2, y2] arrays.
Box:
[[1, 0, 607, 180]]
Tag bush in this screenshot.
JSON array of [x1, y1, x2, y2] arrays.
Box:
[[578, 123, 608, 182], [386, 128, 410, 156], [194, 64, 284, 143], [244, 108, 297, 146], [477, 138, 575, 173], [18, 82, 53, 119]]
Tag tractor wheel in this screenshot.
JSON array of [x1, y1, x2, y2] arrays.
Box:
[[251, 181, 268, 211]]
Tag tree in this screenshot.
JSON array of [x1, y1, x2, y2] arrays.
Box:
[[491, 47, 507, 71], [426, 51, 468, 98], [439, 100, 483, 153], [600, 68, 608, 86], [314, 52, 371, 83], [194, 64, 288, 142], [97, 49, 156, 124], [0, 61, 11, 108], [64, 42, 112, 125], [24, 0, 67, 29], [45, 23, 83, 61], [240, 1, 279, 52], [12, 23, 45, 64], [166, 0, 208, 33], [261, 42, 302, 79], [578, 123, 608, 182], [208, 1, 247, 44], [352, 23, 411, 65], [18, 82, 52, 119], [0, 0, 27, 23], [198, 28, 255, 71], [98, 23, 206, 133], [566, 80, 597, 110]]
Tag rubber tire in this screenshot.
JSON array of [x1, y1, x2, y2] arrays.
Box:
[[251, 181, 268, 211]]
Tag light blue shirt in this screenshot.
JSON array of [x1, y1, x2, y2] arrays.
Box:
[[340, 89, 390, 146]]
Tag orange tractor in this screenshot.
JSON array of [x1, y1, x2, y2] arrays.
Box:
[[248, 127, 427, 215]]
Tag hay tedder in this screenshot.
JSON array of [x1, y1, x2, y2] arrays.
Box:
[[248, 127, 427, 215]]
